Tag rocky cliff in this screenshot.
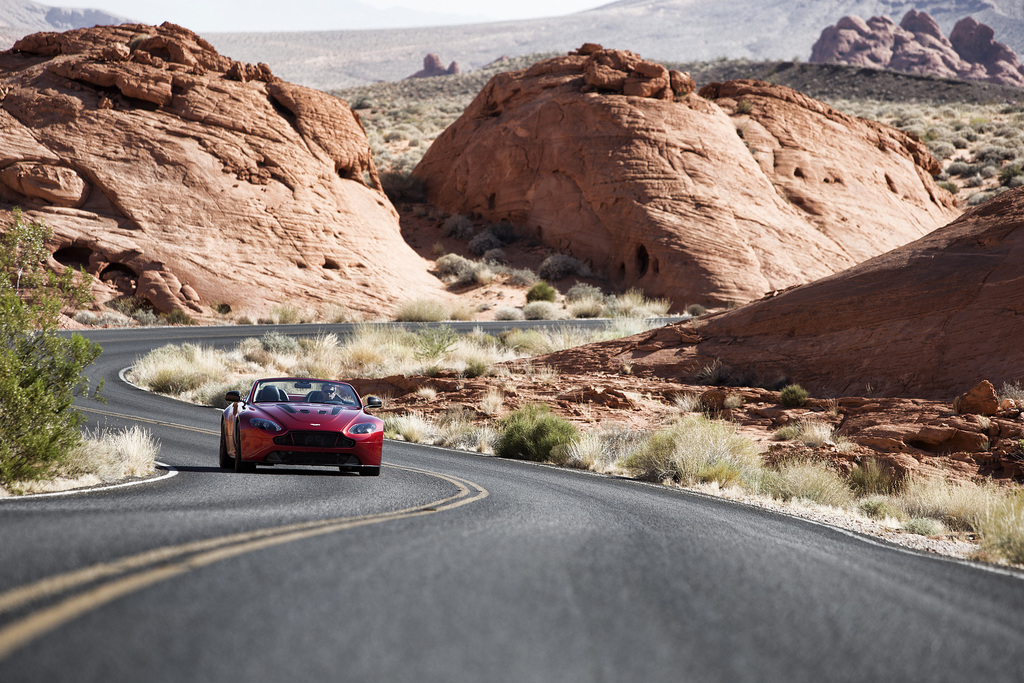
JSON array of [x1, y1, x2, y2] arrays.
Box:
[[414, 46, 959, 307], [0, 23, 444, 317], [811, 10, 1024, 88]]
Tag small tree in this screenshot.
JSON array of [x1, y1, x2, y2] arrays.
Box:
[[0, 209, 102, 485]]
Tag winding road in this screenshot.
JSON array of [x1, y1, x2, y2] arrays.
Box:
[[1, 322, 1023, 682]]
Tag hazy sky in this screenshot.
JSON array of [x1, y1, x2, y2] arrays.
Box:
[[53, 0, 611, 31]]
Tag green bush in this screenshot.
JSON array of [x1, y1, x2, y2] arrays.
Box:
[[165, 308, 196, 325], [495, 404, 579, 462], [0, 209, 101, 485], [526, 280, 556, 303], [779, 384, 809, 407]]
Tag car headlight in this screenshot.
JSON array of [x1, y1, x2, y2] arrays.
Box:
[[249, 418, 282, 432], [349, 422, 377, 435]]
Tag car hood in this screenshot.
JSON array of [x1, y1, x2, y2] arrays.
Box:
[[254, 403, 372, 431]]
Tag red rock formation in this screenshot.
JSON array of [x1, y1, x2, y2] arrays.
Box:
[[408, 54, 460, 79], [811, 10, 1024, 88], [0, 23, 444, 316], [685, 186, 1024, 400], [413, 47, 958, 306]]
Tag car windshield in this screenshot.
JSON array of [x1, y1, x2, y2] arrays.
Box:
[[252, 380, 359, 406]]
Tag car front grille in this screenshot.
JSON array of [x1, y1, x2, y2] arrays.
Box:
[[273, 431, 356, 449]]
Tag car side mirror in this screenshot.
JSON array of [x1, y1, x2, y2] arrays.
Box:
[[225, 390, 241, 403], [364, 396, 383, 409]]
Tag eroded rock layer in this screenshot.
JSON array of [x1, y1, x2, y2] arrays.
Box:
[[683, 186, 1024, 400], [413, 46, 958, 306], [0, 23, 443, 316]]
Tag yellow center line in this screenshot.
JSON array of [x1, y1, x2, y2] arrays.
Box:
[[78, 406, 219, 436], [3, 398, 490, 662]]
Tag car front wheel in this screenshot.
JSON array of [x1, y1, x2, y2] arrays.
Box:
[[234, 423, 255, 473], [219, 422, 232, 470]]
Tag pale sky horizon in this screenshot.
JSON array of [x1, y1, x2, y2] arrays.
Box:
[[50, 0, 612, 32]]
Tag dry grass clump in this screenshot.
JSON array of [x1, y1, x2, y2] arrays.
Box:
[[773, 418, 856, 452], [604, 288, 671, 318], [759, 460, 854, 508], [393, 298, 454, 322], [522, 301, 561, 320], [130, 343, 229, 395], [976, 490, 1024, 564], [896, 477, 997, 532], [435, 253, 497, 287], [11, 426, 160, 494], [621, 414, 760, 486], [479, 386, 505, 416]]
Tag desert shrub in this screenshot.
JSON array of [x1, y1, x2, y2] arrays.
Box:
[[974, 144, 1015, 165], [976, 490, 1024, 564], [773, 423, 802, 441], [566, 282, 604, 302], [380, 170, 426, 203], [1000, 381, 1024, 403], [486, 220, 518, 243], [967, 191, 995, 206], [858, 496, 905, 521], [507, 268, 537, 286], [903, 518, 944, 536], [462, 357, 490, 378], [0, 210, 100, 485], [848, 458, 904, 496], [468, 229, 502, 256], [522, 301, 560, 320], [538, 253, 586, 281], [964, 173, 985, 188], [393, 298, 450, 322], [495, 404, 579, 462], [927, 140, 955, 159], [946, 161, 976, 176], [131, 343, 226, 395], [260, 330, 300, 354], [896, 477, 993, 532], [568, 298, 605, 318], [494, 306, 524, 321], [443, 214, 474, 240], [779, 384, 809, 407], [165, 309, 196, 325], [1000, 164, 1023, 185], [980, 164, 1000, 178], [526, 280, 557, 302], [937, 181, 958, 194], [605, 289, 671, 318], [686, 304, 707, 316], [620, 414, 760, 486], [483, 248, 506, 262], [761, 461, 852, 507], [435, 253, 493, 286], [479, 386, 505, 416], [415, 326, 458, 360], [383, 411, 435, 443], [697, 358, 730, 385]]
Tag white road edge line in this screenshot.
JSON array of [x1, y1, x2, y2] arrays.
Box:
[[0, 463, 178, 501]]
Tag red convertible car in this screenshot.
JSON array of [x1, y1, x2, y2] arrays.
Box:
[[220, 377, 384, 475]]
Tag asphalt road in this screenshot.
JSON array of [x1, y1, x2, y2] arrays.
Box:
[[2, 322, 1023, 682]]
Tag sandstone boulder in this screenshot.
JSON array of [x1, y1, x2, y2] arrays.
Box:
[[954, 380, 1000, 416], [0, 23, 444, 316], [811, 11, 1024, 88], [414, 48, 958, 306]]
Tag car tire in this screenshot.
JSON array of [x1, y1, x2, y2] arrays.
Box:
[[359, 467, 381, 477], [219, 422, 232, 470], [234, 423, 254, 473]]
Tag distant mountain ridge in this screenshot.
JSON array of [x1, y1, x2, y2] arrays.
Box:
[[6, 1, 1024, 90], [204, 0, 1024, 90], [0, 0, 127, 31]]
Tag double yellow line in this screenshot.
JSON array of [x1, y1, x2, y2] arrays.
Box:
[[0, 460, 488, 660]]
